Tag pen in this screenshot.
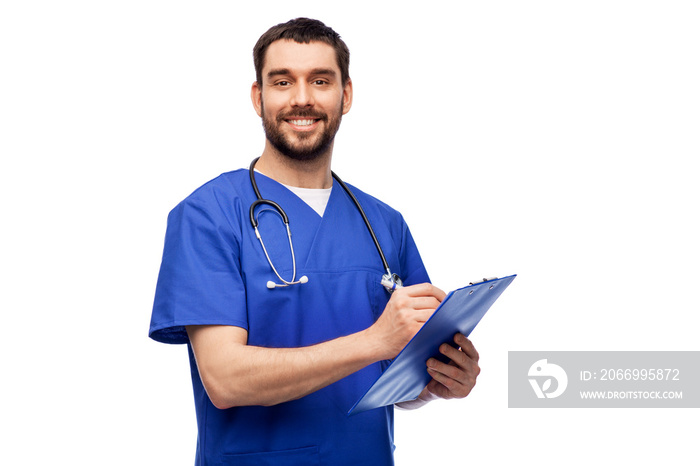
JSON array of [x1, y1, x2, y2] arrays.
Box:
[[380, 276, 403, 292]]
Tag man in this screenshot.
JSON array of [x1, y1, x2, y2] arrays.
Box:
[[150, 18, 480, 465]]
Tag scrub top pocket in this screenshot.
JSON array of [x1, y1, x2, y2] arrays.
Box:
[[220, 445, 320, 466]]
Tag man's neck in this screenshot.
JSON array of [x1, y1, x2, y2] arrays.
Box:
[[255, 142, 334, 189]]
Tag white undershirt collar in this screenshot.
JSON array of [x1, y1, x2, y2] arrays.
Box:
[[282, 184, 332, 217], [254, 169, 332, 217]]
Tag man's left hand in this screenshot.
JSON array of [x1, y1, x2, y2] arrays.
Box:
[[424, 333, 480, 400]]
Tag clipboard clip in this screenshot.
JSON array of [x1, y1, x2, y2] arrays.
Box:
[[469, 277, 498, 285]]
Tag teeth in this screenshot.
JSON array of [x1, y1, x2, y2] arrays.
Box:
[[289, 119, 315, 126]]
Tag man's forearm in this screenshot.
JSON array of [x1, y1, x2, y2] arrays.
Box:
[[187, 325, 382, 409]]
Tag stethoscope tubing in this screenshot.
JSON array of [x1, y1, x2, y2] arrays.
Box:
[[330, 171, 392, 277], [248, 157, 399, 290]]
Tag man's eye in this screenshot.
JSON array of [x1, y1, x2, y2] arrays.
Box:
[[276, 81, 291, 86], [313, 80, 328, 85]]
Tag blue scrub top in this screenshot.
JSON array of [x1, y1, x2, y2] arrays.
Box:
[[150, 169, 430, 466]]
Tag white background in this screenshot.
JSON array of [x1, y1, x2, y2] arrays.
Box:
[[1, 1, 698, 464]]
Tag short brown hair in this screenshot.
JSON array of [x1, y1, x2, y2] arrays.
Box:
[[253, 18, 350, 86]]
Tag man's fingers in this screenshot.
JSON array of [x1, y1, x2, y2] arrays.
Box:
[[426, 366, 469, 399], [399, 283, 446, 301], [413, 296, 442, 313], [455, 334, 479, 362], [405, 308, 432, 323], [423, 336, 481, 400]]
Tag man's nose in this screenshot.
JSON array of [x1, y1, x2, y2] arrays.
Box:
[[290, 82, 314, 107]]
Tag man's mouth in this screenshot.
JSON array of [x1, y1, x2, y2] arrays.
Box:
[[287, 119, 318, 126], [283, 116, 324, 131]]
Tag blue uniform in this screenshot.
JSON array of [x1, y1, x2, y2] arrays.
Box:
[[149, 169, 429, 465]]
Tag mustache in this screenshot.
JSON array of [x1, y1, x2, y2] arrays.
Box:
[[277, 109, 328, 122]]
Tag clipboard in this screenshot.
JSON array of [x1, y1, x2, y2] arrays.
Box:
[[348, 274, 517, 415]]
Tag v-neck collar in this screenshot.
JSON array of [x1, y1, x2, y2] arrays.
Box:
[[252, 170, 333, 219]]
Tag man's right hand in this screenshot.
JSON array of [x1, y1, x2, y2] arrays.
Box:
[[365, 283, 446, 360]]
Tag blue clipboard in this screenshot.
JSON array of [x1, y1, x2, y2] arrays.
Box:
[[348, 274, 517, 415]]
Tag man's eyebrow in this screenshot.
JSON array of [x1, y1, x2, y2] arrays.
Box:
[[266, 68, 291, 79], [266, 68, 337, 79], [309, 68, 337, 77]]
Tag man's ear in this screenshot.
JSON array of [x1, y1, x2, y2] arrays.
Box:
[[342, 78, 353, 115], [251, 81, 263, 117]]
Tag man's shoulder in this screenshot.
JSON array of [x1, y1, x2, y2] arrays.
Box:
[[186, 168, 248, 199], [171, 168, 248, 211], [343, 182, 407, 224]]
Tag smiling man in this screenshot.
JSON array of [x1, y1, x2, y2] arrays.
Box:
[[150, 18, 480, 465], [251, 32, 352, 189], [256, 41, 346, 164]]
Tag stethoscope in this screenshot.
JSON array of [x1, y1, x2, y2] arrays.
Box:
[[248, 157, 403, 292]]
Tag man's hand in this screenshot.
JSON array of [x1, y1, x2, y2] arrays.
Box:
[[425, 333, 480, 399], [365, 283, 446, 361], [395, 333, 480, 410]]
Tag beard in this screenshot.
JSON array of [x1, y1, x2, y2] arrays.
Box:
[[261, 100, 343, 162]]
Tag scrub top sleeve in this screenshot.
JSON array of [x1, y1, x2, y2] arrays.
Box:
[[149, 193, 248, 344], [399, 220, 431, 287]]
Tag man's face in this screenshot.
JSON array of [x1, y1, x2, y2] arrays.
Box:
[[252, 40, 352, 161]]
